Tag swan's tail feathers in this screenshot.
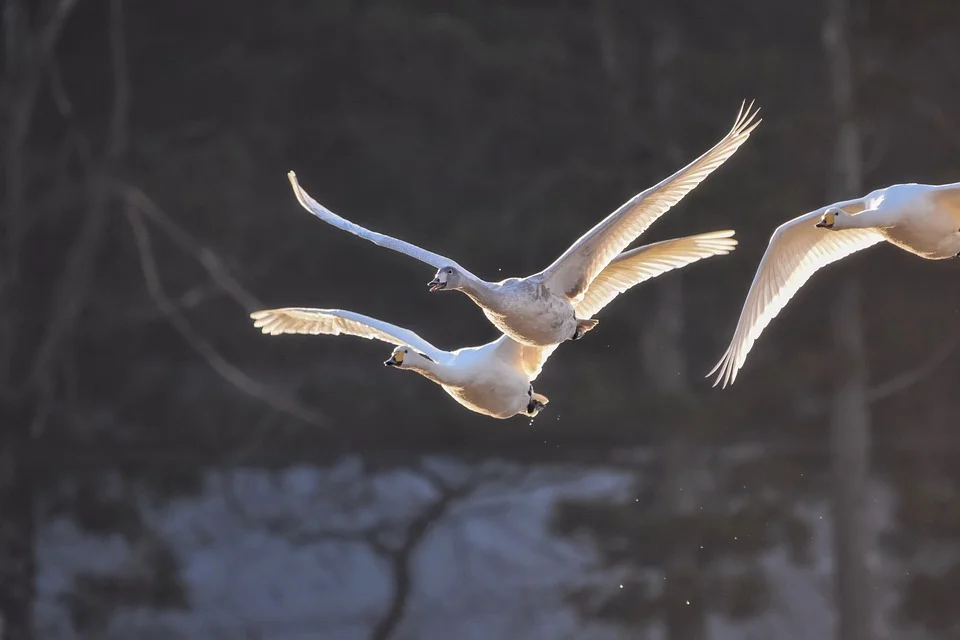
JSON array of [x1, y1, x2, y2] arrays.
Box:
[[573, 318, 599, 340], [532, 392, 549, 406]]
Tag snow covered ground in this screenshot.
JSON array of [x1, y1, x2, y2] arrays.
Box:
[[34, 455, 900, 639]]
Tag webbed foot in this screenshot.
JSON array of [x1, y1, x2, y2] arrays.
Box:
[[526, 388, 549, 416], [572, 318, 599, 341]]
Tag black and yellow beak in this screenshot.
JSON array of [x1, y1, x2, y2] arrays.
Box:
[[384, 351, 404, 367], [816, 212, 836, 229]]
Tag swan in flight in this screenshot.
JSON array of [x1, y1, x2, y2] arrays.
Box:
[[709, 182, 960, 388], [253, 231, 738, 418], [286, 101, 759, 347]]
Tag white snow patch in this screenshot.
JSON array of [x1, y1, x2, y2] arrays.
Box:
[[34, 455, 901, 640]]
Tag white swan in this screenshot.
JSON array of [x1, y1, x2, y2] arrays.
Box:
[[286, 102, 759, 347], [253, 231, 738, 418], [709, 182, 960, 388]]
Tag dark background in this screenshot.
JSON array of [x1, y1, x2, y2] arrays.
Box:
[[3, 0, 960, 638]]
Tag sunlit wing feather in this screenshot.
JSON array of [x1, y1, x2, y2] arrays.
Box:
[[250, 307, 447, 363], [288, 171, 476, 278], [574, 230, 738, 320], [540, 101, 760, 300], [708, 204, 883, 388]]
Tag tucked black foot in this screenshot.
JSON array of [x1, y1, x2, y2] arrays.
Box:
[[571, 318, 599, 341], [526, 384, 547, 415]]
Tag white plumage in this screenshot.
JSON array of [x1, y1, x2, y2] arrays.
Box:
[[287, 101, 759, 347], [710, 182, 960, 388], [253, 231, 737, 418]]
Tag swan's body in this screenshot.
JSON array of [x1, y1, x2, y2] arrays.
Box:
[[710, 182, 960, 388], [463, 277, 577, 346], [427, 343, 540, 419], [253, 231, 738, 418], [287, 102, 759, 347]]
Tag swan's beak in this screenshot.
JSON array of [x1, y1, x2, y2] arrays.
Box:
[[427, 277, 445, 292], [383, 356, 398, 367]]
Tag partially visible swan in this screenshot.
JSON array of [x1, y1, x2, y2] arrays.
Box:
[[253, 230, 737, 418], [709, 182, 960, 388], [286, 102, 759, 347]]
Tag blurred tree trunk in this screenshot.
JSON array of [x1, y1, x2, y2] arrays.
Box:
[[625, 10, 706, 640], [1, 0, 42, 635], [1, 1, 106, 637], [822, 0, 881, 638], [594, 3, 705, 636], [0, 430, 35, 640]]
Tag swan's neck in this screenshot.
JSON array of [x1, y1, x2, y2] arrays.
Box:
[[459, 276, 499, 309], [406, 357, 453, 386], [837, 206, 893, 230]]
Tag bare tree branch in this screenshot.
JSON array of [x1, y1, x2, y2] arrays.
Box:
[[369, 475, 478, 640], [117, 183, 263, 312], [113, 178, 334, 441], [115, 181, 328, 428], [2, 0, 81, 283], [223, 460, 508, 640], [794, 334, 960, 418], [866, 334, 960, 403], [21, 170, 112, 394], [124, 206, 328, 428], [23, 0, 126, 430], [89, 282, 230, 332]]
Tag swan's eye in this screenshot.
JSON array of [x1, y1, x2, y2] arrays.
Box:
[[446, 268, 453, 274]]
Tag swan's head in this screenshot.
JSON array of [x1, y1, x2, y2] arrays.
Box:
[[815, 207, 846, 230], [383, 345, 434, 369], [427, 266, 463, 292], [525, 390, 549, 417]]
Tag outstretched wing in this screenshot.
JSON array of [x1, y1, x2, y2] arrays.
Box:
[[708, 202, 883, 388], [288, 171, 477, 277], [540, 101, 760, 301], [251, 307, 448, 363], [574, 230, 738, 320]]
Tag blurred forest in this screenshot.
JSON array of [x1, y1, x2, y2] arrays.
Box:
[[3, 0, 960, 638]]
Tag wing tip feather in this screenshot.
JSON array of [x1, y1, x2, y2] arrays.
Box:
[[287, 170, 302, 195], [705, 345, 738, 389], [731, 99, 762, 138]]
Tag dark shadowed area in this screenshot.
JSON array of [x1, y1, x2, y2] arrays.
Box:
[[3, 0, 960, 638]]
